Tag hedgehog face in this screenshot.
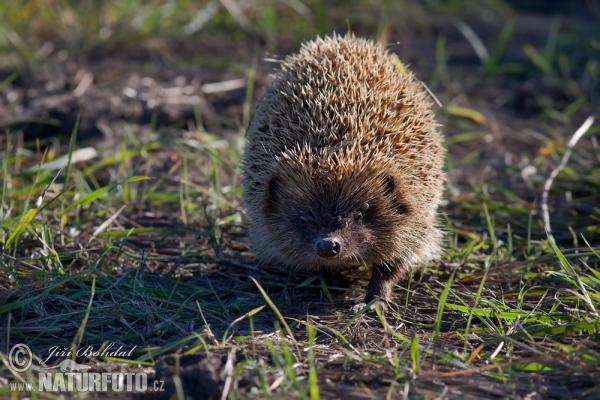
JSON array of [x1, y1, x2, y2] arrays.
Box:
[[262, 170, 411, 269], [290, 197, 374, 267]]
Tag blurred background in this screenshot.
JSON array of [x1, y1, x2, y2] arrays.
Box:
[[1, 0, 598, 140]]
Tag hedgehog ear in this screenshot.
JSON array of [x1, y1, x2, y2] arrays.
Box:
[[264, 176, 281, 216], [383, 175, 395, 197], [382, 175, 409, 215]]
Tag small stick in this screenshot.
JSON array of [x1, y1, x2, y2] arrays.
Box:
[[220, 347, 236, 400]]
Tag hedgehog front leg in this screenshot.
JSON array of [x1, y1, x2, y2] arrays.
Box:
[[364, 264, 405, 303]]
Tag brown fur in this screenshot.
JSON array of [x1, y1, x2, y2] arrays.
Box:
[[241, 34, 444, 302]]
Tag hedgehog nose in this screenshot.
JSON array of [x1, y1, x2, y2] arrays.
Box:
[[316, 238, 341, 259]]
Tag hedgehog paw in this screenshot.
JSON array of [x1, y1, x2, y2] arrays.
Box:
[[351, 298, 389, 313]]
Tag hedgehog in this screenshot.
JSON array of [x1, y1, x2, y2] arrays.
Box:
[[241, 34, 444, 303]]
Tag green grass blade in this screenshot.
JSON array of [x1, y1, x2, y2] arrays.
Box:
[[0, 72, 18, 88], [221, 305, 266, 343], [250, 276, 301, 357], [410, 329, 419, 373], [523, 44, 558, 80], [4, 208, 36, 248], [431, 268, 457, 366], [443, 106, 487, 124], [63, 112, 81, 188], [484, 19, 515, 77], [125, 176, 152, 182], [307, 319, 320, 400], [62, 184, 115, 214]]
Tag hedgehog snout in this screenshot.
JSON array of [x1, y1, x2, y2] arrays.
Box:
[[315, 237, 342, 259]]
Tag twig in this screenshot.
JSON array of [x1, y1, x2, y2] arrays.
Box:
[[488, 315, 519, 363], [541, 116, 594, 243], [220, 347, 236, 400]]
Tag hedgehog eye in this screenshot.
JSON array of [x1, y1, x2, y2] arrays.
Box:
[[353, 211, 363, 221], [360, 202, 369, 211], [300, 215, 307, 224]]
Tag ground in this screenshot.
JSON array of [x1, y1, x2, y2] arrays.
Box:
[[1, 1, 599, 399]]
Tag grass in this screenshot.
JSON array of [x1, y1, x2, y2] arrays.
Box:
[[1, 0, 600, 398]]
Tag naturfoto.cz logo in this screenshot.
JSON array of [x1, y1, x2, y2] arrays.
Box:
[[8, 343, 164, 393]]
